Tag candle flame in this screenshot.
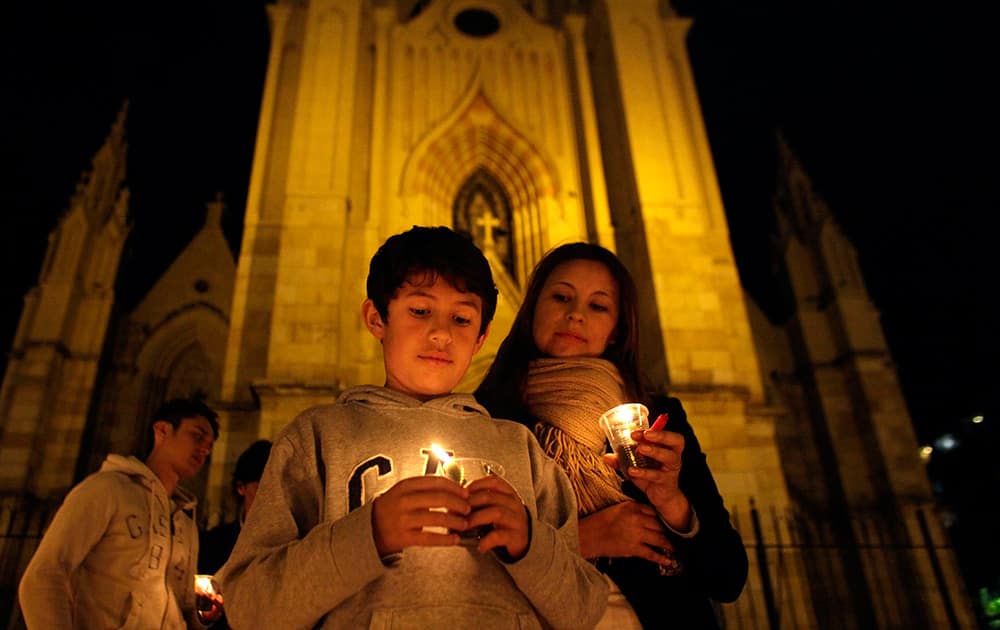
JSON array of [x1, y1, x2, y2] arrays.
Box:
[[613, 405, 638, 423], [195, 575, 216, 595], [430, 443, 453, 464]]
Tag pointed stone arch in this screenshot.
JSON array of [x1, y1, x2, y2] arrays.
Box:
[[136, 304, 228, 403], [401, 89, 558, 284]]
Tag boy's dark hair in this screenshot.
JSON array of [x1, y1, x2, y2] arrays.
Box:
[[142, 398, 220, 457], [232, 440, 272, 497], [366, 226, 498, 335]]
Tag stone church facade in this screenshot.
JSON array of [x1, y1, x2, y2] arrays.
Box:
[[0, 1, 975, 627]]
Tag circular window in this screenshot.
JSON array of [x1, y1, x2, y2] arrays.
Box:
[[454, 8, 500, 38], [194, 279, 210, 293]]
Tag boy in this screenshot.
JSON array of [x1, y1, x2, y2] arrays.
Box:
[[19, 398, 220, 629], [221, 226, 608, 628]]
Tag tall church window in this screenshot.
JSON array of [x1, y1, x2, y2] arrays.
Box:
[[453, 168, 516, 281]]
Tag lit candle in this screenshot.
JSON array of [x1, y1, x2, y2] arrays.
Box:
[[599, 403, 653, 473], [195, 575, 216, 596], [430, 443, 453, 465], [426, 444, 454, 534]]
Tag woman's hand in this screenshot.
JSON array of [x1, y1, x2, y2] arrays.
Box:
[[579, 501, 676, 564], [604, 417, 693, 532]]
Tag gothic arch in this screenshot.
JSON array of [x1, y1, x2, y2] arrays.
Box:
[[401, 88, 558, 283], [135, 304, 228, 417]]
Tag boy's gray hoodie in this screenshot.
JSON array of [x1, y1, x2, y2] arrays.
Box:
[[221, 385, 608, 629]]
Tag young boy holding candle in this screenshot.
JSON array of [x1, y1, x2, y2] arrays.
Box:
[[220, 226, 608, 629]]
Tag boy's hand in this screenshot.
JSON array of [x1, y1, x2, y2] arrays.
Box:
[[371, 476, 471, 555], [465, 475, 530, 561]]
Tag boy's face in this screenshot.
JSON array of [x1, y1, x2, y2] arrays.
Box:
[[363, 274, 489, 401]]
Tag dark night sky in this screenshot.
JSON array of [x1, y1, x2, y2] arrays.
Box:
[[1, 2, 996, 447], [684, 0, 999, 444]]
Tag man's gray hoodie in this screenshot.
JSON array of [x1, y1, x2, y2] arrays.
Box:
[[19, 455, 202, 629]]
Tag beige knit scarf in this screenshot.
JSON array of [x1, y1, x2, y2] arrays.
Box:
[[524, 358, 630, 515]]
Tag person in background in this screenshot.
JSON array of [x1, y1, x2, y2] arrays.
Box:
[[476, 242, 748, 629], [19, 398, 221, 628], [199, 439, 272, 575], [219, 226, 608, 629]]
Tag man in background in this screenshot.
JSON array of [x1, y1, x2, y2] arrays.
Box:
[[19, 398, 219, 629], [198, 439, 272, 575]]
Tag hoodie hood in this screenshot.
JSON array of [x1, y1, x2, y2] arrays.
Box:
[[100, 454, 197, 511], [337, 384, 490, 419]]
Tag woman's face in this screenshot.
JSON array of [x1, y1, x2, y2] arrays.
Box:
[[532, 259, 619, 359]]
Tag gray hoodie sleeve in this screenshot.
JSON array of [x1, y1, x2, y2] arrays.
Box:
[[219, 427, 388, 629], [500, 435, 609, 629], [18, 475, 116, 629]]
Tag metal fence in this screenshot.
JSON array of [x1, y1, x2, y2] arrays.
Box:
[[0, 496, 979, 630], [721, 501, 977, 629]]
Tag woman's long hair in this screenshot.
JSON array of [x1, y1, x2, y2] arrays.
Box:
[[475, 242, 647, 424]]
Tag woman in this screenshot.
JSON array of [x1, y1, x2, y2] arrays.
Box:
[[476, 243, 747, 629]]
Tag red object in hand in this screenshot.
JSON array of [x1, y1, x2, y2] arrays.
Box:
[[650, 413, 668, 432]]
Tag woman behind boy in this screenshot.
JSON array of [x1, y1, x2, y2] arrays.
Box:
[[476, 242, 747, 629]]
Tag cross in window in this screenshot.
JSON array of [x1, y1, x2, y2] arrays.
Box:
[[474, 205, 502, 251]]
